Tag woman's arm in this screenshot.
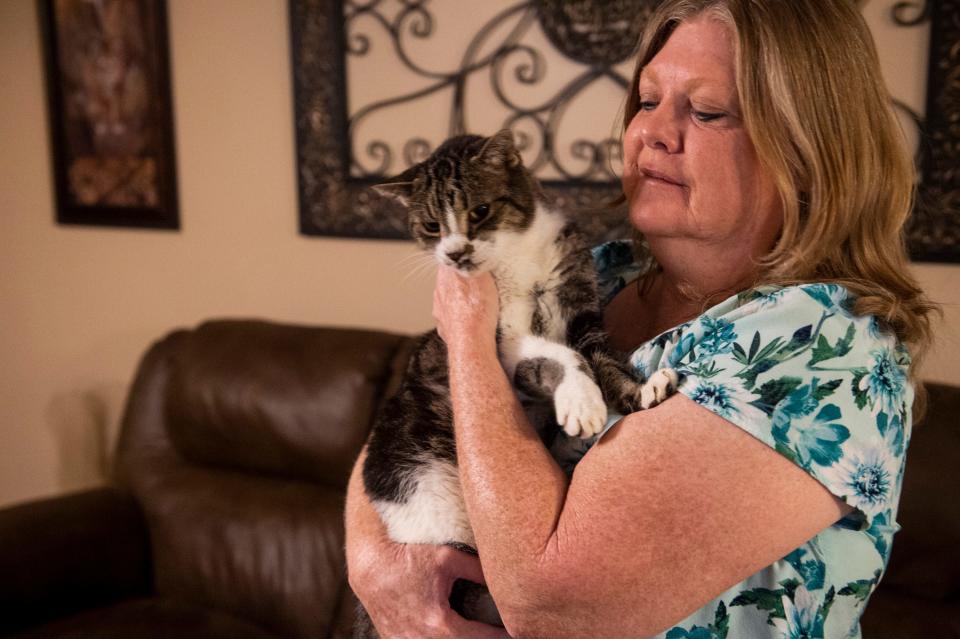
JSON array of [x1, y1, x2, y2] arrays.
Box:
[[435, 267, 851, 638], [344, 445, 511, 639]]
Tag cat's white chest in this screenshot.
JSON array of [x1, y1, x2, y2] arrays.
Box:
[[495, 262, 566, 342], [492, 207, 568, 343], [498, 285, 564, 342]]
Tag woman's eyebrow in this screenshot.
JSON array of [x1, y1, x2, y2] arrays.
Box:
[[640, 65, 734, 92]]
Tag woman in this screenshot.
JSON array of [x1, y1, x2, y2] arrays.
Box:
[[346, 0, 937, 636]]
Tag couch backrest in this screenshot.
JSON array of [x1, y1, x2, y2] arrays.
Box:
[[113, 320, 414, 639]]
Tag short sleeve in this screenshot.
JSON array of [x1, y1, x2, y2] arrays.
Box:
[[668, 284, 913, 528]]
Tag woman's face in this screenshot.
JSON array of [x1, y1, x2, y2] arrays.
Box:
[[622, 16, 782, 258]]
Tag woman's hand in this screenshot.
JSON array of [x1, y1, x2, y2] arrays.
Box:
[[349, 541, 511, 639], [432, 265, 499, 350]]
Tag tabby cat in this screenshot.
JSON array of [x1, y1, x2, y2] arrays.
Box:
[[354, 130, 677, 637]]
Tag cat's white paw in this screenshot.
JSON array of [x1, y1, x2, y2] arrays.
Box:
[[554, 375, 607, 439], [639, 368, 679, 409]]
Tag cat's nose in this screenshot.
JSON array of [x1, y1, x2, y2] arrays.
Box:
[[446, 246, 473, 264]]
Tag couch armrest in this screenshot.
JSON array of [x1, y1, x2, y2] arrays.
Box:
[[0, 487, 152, 633]]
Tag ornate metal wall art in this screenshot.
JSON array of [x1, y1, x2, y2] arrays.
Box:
[[346, 1, 650, 184], [291, 0, 644, 240], [290, 0, 959, 262]]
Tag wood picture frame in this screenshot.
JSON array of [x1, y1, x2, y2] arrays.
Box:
[[909, 0, 960, 262], [39, 0, 179, 230]]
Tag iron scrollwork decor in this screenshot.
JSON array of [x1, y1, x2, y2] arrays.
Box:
[[291, 0, 960, 261], [291, 0, 650, 241]]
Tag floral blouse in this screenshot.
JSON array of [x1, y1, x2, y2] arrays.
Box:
[[584, 241, 913, 638]]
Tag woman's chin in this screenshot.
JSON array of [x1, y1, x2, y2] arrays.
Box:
[[628, 205, 686, 238]]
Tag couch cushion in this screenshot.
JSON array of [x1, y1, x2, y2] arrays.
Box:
[[163, 320, 413, 488], [7, 597, 279, 639], [0, 488, 151, 634], [133, 465, 351, 639], [113, 320, 415, 639]]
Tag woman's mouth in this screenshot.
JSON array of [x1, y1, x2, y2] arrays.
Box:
[[640, 167, 685, 187]]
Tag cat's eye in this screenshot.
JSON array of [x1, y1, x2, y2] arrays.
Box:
[[469, 204, 491, 224], [421, 220, 441, 235]]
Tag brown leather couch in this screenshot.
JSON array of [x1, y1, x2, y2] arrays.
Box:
[[0, 319, 956, 638]]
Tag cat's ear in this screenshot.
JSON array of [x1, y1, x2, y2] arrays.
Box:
[[372, 166, 420, 205], [472, 129, 521, 169]]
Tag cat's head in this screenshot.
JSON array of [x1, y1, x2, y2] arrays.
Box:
[[374, 130, 543, 276]]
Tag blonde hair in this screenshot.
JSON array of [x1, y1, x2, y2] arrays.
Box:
[[624, 0, 939, 419]]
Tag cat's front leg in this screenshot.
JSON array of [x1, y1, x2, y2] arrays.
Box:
[[638, 368, 680, 408], [590, 350, 679, 413], [502, 335, 607, 438]]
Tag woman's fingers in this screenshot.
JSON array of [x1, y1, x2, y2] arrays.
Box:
[[432, 266, 499, 345], [437, 545, 487, 586], [357, 542, 508, 638], [444, 611, 513, 639]]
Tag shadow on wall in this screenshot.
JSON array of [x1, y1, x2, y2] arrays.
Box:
[[46, 383, 127, 491]]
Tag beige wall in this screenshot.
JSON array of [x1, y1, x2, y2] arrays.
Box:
[[1, 0, 957, 508]]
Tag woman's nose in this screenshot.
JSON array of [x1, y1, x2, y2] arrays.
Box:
[[637, 106, 682, 154]]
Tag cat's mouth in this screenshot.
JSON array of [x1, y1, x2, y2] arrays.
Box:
[[454, 259, 481, 274]]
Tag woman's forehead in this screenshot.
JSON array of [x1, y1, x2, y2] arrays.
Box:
[[639, 18, 737, 91]]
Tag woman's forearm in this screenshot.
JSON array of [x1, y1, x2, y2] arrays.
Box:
[[446, 334, 570, 615], [345, 446, 393, 579]]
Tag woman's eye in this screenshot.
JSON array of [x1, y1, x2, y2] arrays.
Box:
[[422, 220, 441, 235], [694, 110, 725, 123], [638, 100, 658, 112], [469, 204, 491, 223]]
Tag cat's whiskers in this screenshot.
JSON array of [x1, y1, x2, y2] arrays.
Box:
[[398, 252, 438, 282]]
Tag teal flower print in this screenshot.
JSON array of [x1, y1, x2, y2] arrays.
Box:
[[668, 332, 697, 368], [591, 240, 634, 273], [591, 241, 642, 305], [753, 288, 787, 308], [666, 626, 724, 639], [859, 349, 907, 416], [772, 383, 820, 427], [771, 586, 825, 639], [688, 380, 767, 423], [865, 510, 896, 562], [802, 283, 848, 312], [793, 404, 850, 468], [784, 544, 826, 591], [770, 380, 847, 467], [688, 381, 738, 419], [821, 440, 898, 516], [876, 411, 905, 458], [698, 316, 738, 356], [666, 602, 729, 639]]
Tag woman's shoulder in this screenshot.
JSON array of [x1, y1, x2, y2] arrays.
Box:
[[675, 281, 910, 389], [650, 281, 913, 532], [699, 283, 895, 345], [733, 282, 860, 317]]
